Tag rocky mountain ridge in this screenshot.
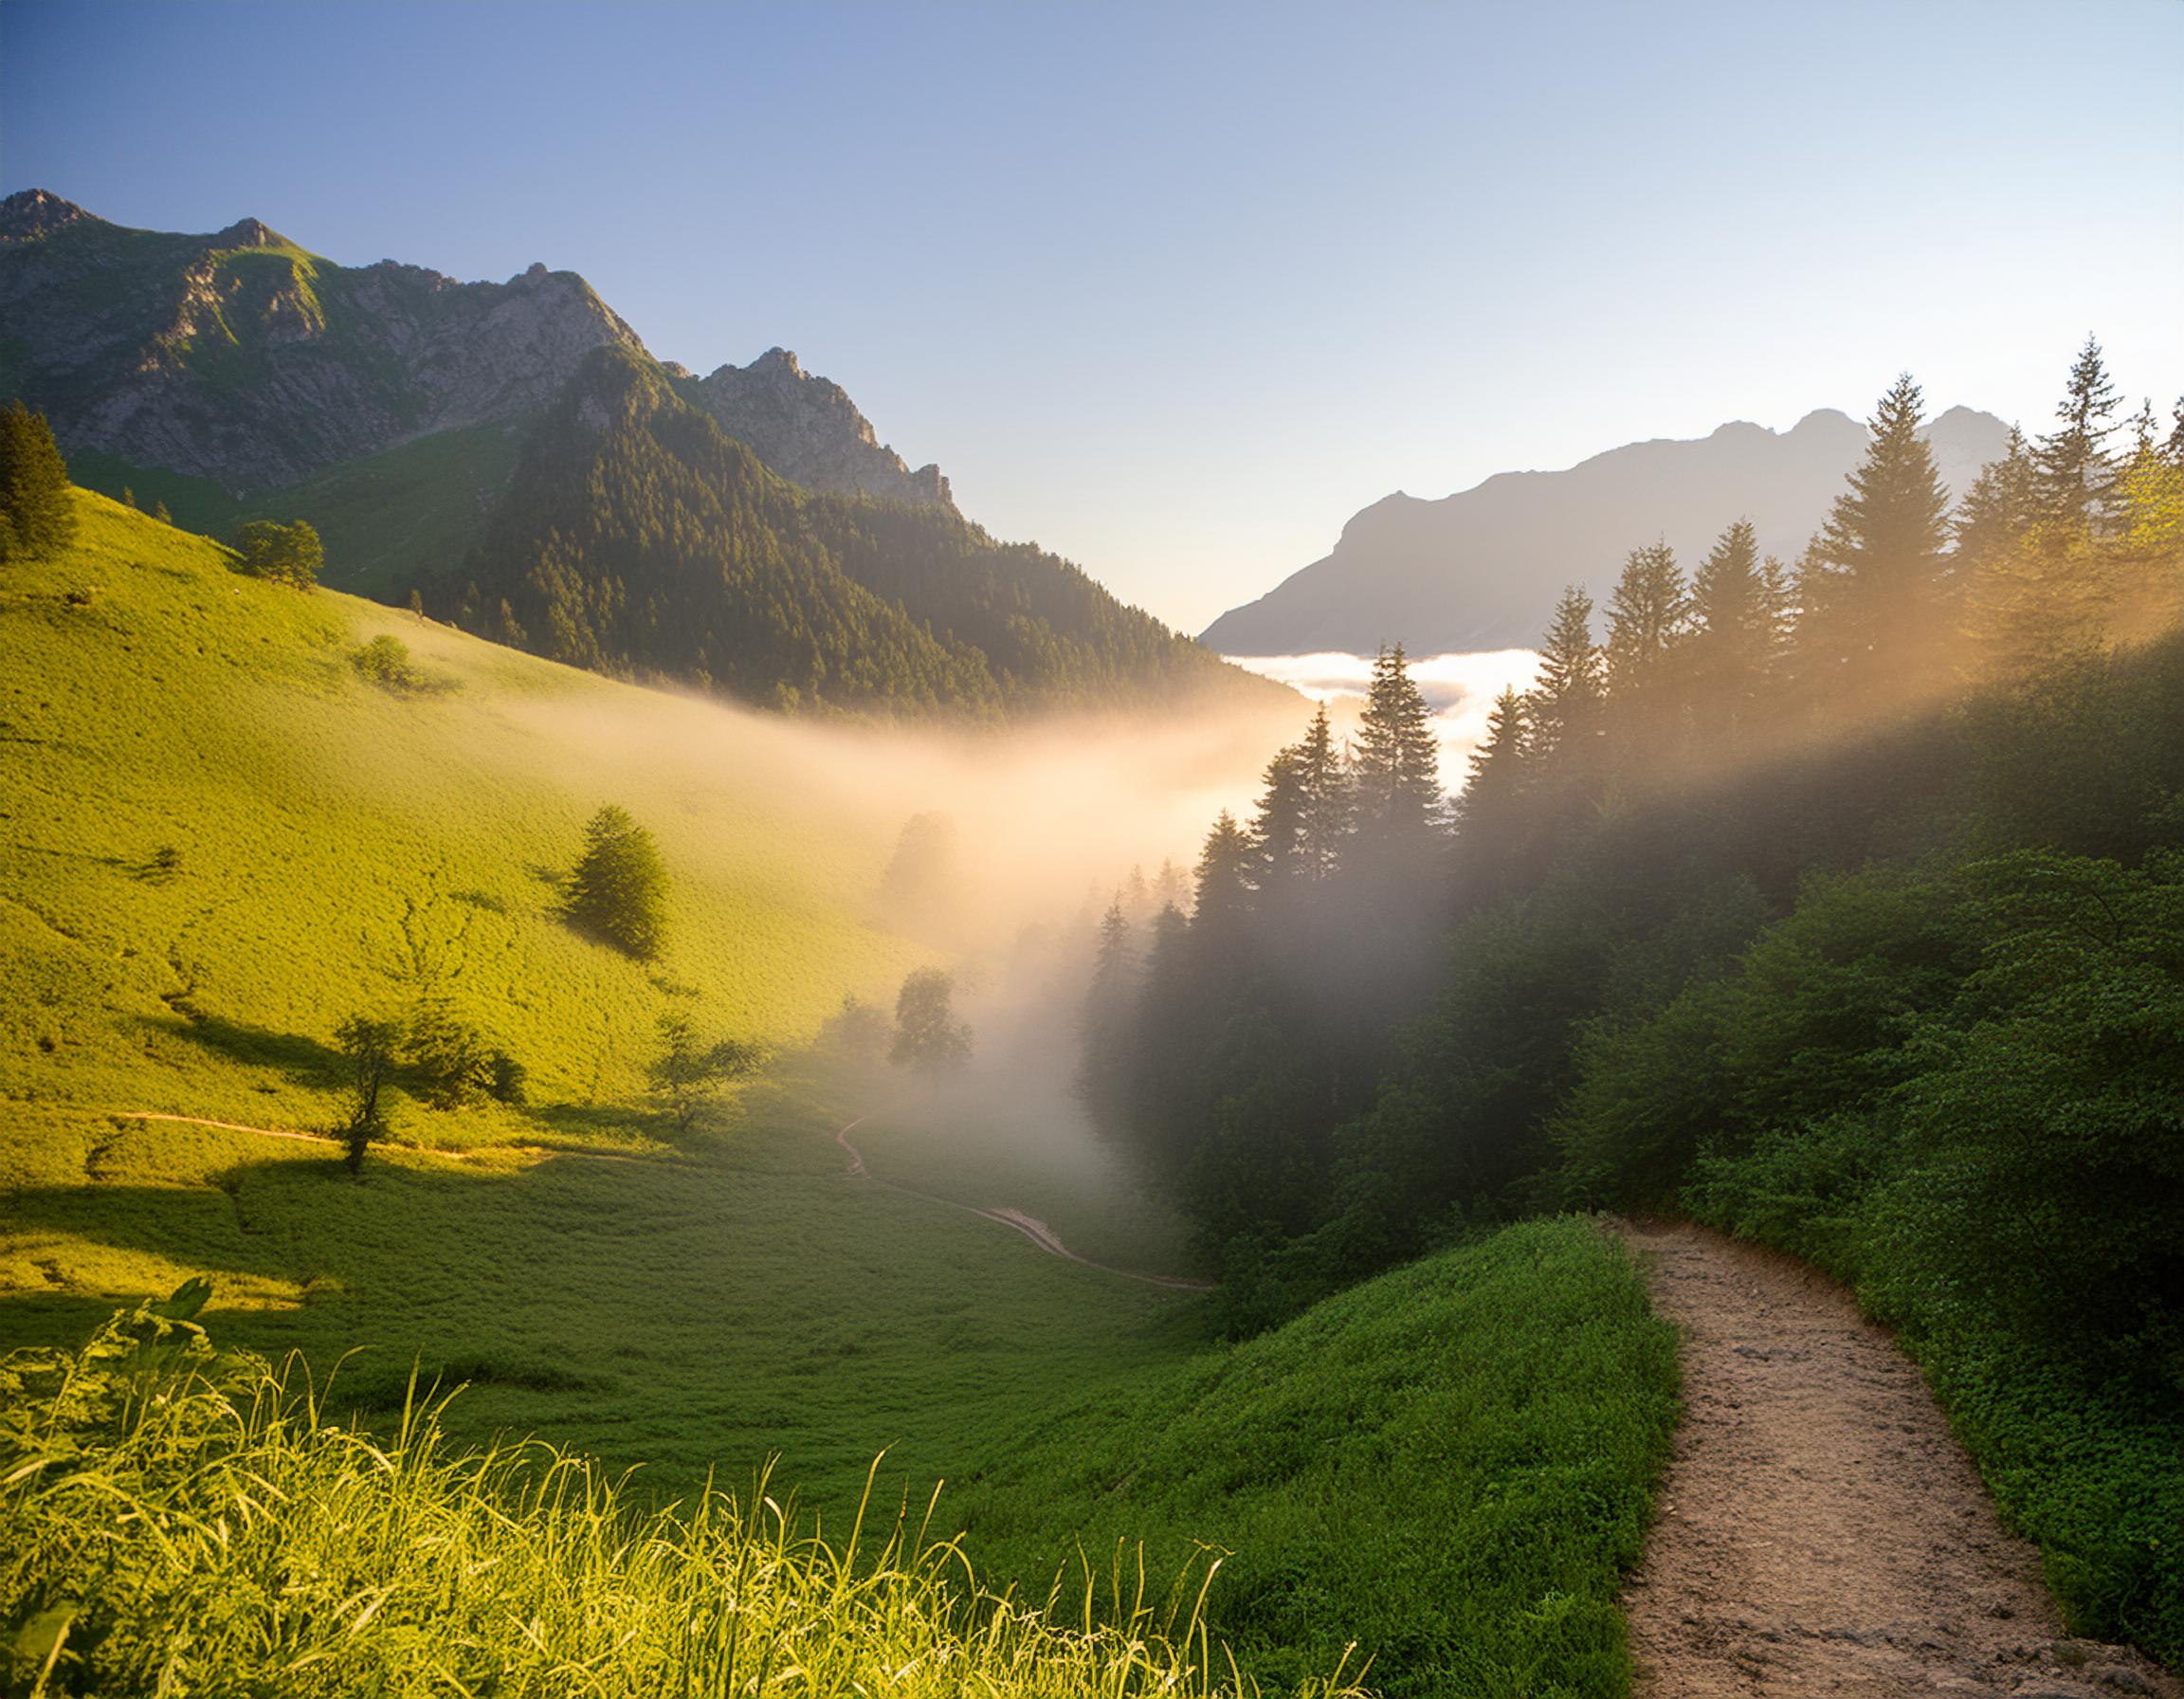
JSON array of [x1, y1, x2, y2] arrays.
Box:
[[0, 189, 952, 511], [686, 348, 951, 509], [1200, 403, 2013, 655]]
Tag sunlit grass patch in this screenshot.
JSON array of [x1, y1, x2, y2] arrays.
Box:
[[1, 1285, 1369, 1699]]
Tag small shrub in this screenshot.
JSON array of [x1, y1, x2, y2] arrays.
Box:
[[486, 1049, 528, 1106], [333, 1014, 400, 1175], [890, 968, 972, 1071], [566, 804, 667, 959], [405, 1001, 494, 1111], [351, 632, 425, 690], [650, 1014, 763, 1133], [230, 519, 323, 588]]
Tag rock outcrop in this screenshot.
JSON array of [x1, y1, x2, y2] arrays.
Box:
[[689, 347, 952, 509], [0, 191, 956, 513], [0, 190, 645, 488]]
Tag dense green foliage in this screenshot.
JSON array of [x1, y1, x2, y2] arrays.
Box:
[[2, 1284, 1370, 1699], [890, 966, 973, 1070], [957, 1218, 1679, 1699], [1558, 848, 2184, 1655], [0, 398, 76, 563], [230, 517, 324, 587], [432, 349, 1274, 720], [1083, 346, 2184, 1666], [565, 803, 669, 959]]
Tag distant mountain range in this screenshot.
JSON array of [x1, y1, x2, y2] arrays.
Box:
[[1199, 406, 2014, 656], [1, 189, 1271, 720]]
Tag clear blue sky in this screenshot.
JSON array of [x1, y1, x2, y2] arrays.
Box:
[[6, 0, 2179, 632]]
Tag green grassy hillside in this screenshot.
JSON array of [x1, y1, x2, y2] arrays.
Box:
[[1, 492, 1681, 1695], [2, 490, 922, 1151], [71, 419, 532, 601]]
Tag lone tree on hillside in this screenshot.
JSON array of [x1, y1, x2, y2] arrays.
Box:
[[566, 804, 667, 959], [334, 1014, 401, 1177], [890, 967, 972, 1071], [230, 518, 323, 588], [649, 1014, 764, 1133], [0, 398, 77, 563]]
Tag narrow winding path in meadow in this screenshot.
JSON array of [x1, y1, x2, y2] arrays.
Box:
[[833, 1113, 1213, 1290], [1618, 1220, 2179, 1699]]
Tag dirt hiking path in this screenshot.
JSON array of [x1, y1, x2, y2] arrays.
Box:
[[834, 1114, 1213, 1291], [1618, 1220, 2178, 1699]]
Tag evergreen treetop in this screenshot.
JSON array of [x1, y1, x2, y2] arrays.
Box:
[[2033, 336, 2121, 535], [0, 397, 77, 563], [1352, 644, 1442, 846], [566, 803, 668, 959]]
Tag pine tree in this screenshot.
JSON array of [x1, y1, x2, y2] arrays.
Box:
[[1192, 810, 1256, 934], [1351, 644, 1442, 855], [1687, 520, 1772, 744], [565, 803, 668, 959], [2034, 336, 2121, 536], [1247, 743, 1311, 896], [1457, 687, 1529, 832], [1798, 374, 1952, 709], [1953, 427, 2036, 582], [1525, 584, 1604, 776], [153, 500, 173, 525], [1079, 899, 1138, 1118], [0, 397, 78, 563], [1603, 540, 1691, 757], [1294, 702, 1350, 883]]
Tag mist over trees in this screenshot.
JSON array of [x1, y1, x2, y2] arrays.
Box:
[[1079, 339, 2184, 1343]]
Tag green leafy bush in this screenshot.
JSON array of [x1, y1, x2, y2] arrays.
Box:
[[229, 517, 323, 587], [565, 803, 668, 959]]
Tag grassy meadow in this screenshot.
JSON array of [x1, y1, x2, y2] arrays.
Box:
[[3, 492, 1685, 1694], [1, 490, 923, 1149]]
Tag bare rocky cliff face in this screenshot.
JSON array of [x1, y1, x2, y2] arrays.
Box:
[[689, 347, 952, 509], [0, 190, 956, 511], [0, 191, 646, 488]]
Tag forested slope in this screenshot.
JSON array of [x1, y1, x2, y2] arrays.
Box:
[[432, 347, 1276, 719], [1081, 344, 2184, 1666]]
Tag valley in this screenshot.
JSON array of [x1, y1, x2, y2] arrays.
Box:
[[4, 18, 2180, 1688]]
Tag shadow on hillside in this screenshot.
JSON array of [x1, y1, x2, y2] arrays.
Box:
[[1, 1152, 556, 1311], [529, 1102, 667, 1148], [140, 1011, 348, 1090]]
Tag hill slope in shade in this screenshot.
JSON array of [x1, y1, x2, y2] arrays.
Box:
[[1200, 405, 2011, 655], [442, 346, 1282, 718]]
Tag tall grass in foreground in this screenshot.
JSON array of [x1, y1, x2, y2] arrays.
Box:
[[0, 1283, 1369, 1698]]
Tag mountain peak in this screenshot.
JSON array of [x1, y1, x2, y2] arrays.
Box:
[[0, 188, 94, 243], [211, 215, 283, 249], [1790, 407, 1860, 434], [692, 347, 953, 510], [1199, 403, 2012, 654]]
